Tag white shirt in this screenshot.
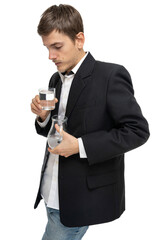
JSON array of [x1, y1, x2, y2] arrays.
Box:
[[38, 52, 88, 209]]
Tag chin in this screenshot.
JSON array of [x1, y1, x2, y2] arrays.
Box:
[[57, 66, 66, 73]]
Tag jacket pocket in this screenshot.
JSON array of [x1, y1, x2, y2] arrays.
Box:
[[87, 171, 118, 190]]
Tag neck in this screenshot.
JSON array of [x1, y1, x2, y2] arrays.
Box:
[[75, 49, 86, 66], [66, 49, 86, 74], [79, 49, 86, 60]]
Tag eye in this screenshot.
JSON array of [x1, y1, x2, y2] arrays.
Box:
[[55, 46, 62, 49]]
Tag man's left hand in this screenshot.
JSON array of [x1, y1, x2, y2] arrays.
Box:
[[48, 124, 79, 157]]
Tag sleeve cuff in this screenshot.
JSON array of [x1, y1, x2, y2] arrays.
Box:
[[36, 113, 51, 128], [78, 138, 87, 158]]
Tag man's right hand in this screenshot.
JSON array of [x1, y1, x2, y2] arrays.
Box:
[[31, 95, 58, 122]]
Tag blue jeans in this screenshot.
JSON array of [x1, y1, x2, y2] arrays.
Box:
[[42, 206, 89, 240]]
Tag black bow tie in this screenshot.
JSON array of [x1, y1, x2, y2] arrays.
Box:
[[61, 71, 74, 76]]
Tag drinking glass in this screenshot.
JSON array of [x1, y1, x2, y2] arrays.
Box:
[[47, 115, 67, 149], [39, 88, 56, 110]]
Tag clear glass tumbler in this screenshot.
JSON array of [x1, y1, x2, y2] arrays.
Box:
[[39, 88, 56, 110]]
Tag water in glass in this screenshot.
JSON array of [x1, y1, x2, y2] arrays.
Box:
[[39, 89, 55, 110]]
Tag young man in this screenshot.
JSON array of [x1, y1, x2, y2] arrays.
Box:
[[31, 4, 150, 240]]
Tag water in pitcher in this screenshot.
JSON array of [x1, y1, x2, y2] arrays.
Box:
[[48, 134, 62, 149]]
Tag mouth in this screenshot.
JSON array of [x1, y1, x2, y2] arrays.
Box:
[[54, 62, 62, 66]]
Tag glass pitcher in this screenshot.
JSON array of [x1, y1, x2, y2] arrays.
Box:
[[47, 115, 67, 149]]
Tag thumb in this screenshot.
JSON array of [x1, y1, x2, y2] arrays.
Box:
[[55, 123, 64, 135], [55, 98, 58, 104], [55, 123, 68, 137]]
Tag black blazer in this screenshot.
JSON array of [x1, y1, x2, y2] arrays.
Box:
[[34, 53, 149, 227]]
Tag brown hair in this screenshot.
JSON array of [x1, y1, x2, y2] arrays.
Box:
[[37, 4, 84, 41]]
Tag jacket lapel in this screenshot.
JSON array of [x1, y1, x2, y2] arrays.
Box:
[[65, 53, 95, 118]]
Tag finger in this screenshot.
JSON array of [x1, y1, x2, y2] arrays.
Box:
[[32, 96, 42, 110], [55, 98, 58, 103], [48, 147, 55, 154], [48, 146, 60, 155], [54, 124, 64, 135], [54, 124, 68, 137], [32, 109, 41, 115], [31, 101, 41, 111], [48, 147, 53, 153], [35, 95, 40, 104], [31, 102, 42, 114], [48, 147, 69, 158], [32, 96, 40, 105], [55, 124, 60, 132]]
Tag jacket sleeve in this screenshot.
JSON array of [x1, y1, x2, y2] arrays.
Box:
[[82, 66, 150, 165], [35, 115, 52, 138]]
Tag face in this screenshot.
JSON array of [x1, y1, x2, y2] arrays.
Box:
[[42, 30, 85, 74]]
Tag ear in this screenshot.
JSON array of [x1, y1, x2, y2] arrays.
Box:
[[75, 32, 85, 50]]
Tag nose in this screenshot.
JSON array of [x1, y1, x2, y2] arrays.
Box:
[[49, 49, 57, 61]]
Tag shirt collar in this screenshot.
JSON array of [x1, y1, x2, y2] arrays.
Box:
[[58, 51, 88, 82]]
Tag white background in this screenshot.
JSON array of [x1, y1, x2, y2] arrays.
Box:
[[0, 0, 159, 239]]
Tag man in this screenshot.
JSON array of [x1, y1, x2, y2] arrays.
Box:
[[31, 4, 150, 240]]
